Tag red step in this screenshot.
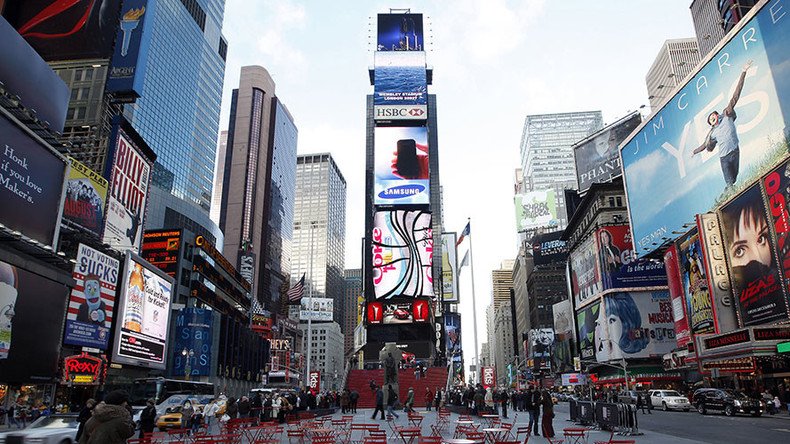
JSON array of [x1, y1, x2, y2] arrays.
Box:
[[347, 367, 448, 408]]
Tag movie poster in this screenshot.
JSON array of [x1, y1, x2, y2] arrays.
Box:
[[664, 244, 691, 348], [576, 300, 602, 362], [719, 183, 787, 326], [64, 244, 119, 349], [63, 157, 108, 235], [599, 291, 675, 361], [597, 225, 666, 289], [762, 159, 790, 318], [676, 229, 715, 334]]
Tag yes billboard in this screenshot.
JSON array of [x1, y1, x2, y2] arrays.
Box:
[[622, 2, 790, 258], [371, 210, 433, 299], [374, 126, 430, 205], [515, 189, 559, 231], [574, 112, 641, 193]]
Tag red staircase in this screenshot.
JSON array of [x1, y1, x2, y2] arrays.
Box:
[[347, 367, 448, 408]]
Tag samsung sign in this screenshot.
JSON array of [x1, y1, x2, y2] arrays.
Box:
[[374, 105, 428, 121]]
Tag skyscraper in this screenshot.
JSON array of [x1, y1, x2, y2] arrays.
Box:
[[491, 260, 515, 310], [343, 269, 363, 357], [645, 38, 701, 110], [210, 131, 228, 224], [690, 0, 758, 57]]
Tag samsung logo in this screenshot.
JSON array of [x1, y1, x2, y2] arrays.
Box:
[[378, 184, 425, 199]]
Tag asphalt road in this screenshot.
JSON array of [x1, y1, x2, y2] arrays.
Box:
[[554, 402, 790, 443]]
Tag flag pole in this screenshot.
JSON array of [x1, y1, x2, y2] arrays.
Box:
[[467, 217, 481, 384]]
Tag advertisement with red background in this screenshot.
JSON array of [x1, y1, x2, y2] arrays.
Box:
[[597, 225, 666, 290], [366, 299, 430, 324], [309, 371, 321, 395], [664, 245, 691, 348], [763, 159, 790, 318], [481, 366, 496, 389], [719, 183, 787, 326]]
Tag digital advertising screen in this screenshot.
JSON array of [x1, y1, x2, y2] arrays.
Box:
[[444, 312, 462, 357], [371, 210, 433, 299], [515, 189, 559, 231], [573, 112, 641, 193], [621, 3, 790, 258], [374, 126, 430, 205], [141, 229, 182, 278], [366, 298, 431, 325], [377, 13, 424, 51], [373, 51, 427, 121], [441, 233, 459, 303], [172, 307, 213, 377], [112, 252, 174, 369], [532, 230, 568, 266], [63, 157, 108, 235]]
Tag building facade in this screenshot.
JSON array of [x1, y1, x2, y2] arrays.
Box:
[[210, 131, 228, 224], [512, 245, 533, 349], [493, 301, 515, 385], [645, 38, 701, 110], [690, 0, 758, 57], [492, 260, 515, 310], [343, 269, 363, 357], [299, 322, 345, 391]]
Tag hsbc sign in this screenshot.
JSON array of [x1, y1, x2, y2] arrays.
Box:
[[482, 366, 496, 389], [374, 105, 428, 121]]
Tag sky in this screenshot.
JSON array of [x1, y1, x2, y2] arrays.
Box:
[[220, 0, 697, 374]]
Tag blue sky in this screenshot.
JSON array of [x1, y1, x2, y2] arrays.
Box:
[[220, 0, 698, 374]]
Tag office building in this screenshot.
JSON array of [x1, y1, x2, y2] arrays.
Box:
[[211, 131, 228, 224], [299, 322, 345, 390], [512, 245, 533, 346], [491, 260, 515, 310], [690, 0, 758, 57], [219, 66, 298, 317], [480, 343, 491, 368], [645, 38, 701, 110], [493, 300, 515, 384], [343, 269, 363, 357]]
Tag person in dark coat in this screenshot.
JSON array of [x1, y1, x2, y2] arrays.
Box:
[[540, 390, 555, 438], [225, 397, 238, 419], [138, 399, 156, 439], [78, 390, 134, 444], [371, 386, 385, 420], [527, 386, 541, 436], [349, 390, 359, 413], [238, 396, 251, 418], [251, 393, 263, 419], [75, 398, 96, 441]]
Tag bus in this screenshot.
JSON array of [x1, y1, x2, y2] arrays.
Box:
[[127, 378, 215, 408]]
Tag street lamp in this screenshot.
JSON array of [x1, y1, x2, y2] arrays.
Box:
[[182, 348, 194, 380]]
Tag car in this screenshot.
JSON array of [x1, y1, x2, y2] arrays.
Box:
[[617, 390, 643, 405], [648, 390, 691, 411], [692, 388, 764, 417], [156, 405, 189, 431], [133, 395, 213, 429], [0, 414, 79, 444]]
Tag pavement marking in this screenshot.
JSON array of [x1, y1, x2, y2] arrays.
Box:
[[772, 428, 790, 433]]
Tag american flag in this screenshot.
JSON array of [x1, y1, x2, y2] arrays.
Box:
[[287, 274, 306, 302]]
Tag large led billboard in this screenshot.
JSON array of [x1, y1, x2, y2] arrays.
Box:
[[172, 308, 213, 377], [372, 210, 433, 299], [106, 0, 154, 100], [444, 312, 462, 358], [574, 112, 641, 193], [64, 244, 119, 350], [141, 229, 182, 278], [532, 231, 569, 266], [374, 126, 430, 205], [377, 13, 424, 51], [64, 157, 108, 236], [366, 298, 431, 324], [596, 225, 667, 289], [102, 126, 152, 253], [515, 189, 559, 231], [441, 233, 459, 303], [621, 3, 790, 258], [374, 51, 427, 121], [112, 252, 174, 369]]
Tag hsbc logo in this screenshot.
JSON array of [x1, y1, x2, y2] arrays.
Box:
[[374, 105, 427, 120]]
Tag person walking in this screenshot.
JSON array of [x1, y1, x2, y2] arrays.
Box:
[[371, 386, 385, 420], [78, 390, 135, 444], [340, 389, 350, 414], [226, 397, 239, 420], [190, 407, 204, 434], [238, 396, 251, 418], [485, 388, 494, 414], [405, 387, 415, 413], [540, 390, 555, 438], [138, 399, 156, 439], [75, 399, 96, 441], [434, 388, 442, 411], [637, 392, 651, 415], [180, 400, 194, 432], [350, 390, 359, 413], [386, 385, 400, 419], [500, 389, 509, 419], [424, 387, 434, 411], [528, 386, 541, 436], [203, 398, 219, 433]]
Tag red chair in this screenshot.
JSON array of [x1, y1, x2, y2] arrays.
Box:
[[287, 429, 306, 444], [418, 437, 442, 444], [363, 438, 388, 444]]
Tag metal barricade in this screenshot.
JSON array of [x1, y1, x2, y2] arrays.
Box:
[[577, 401, 595, 426], [614, 403, 641, 436], [594, 402, 619, 431]]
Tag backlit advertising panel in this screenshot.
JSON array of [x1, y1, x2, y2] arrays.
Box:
[[0, 111, 68, 247], [552, 299, 574, 339], [3, 0, 121, 61], [372, 210, 433, 299], [481, 366, 496, 389], [102, 127, 152, 253], [763, 159, 790, 316], [597, 225, 666, 289], [441, 233, 459, 303], [570, 234, 602, 307], [374, 51, 427, 121], [64, 244, 119, 349], [664, 244, 691, 348], [172, 308, 213, 377], [576, 299, 602, 361], [621, 3, 790, 258], [112, 252, 174, 369], [676, 229, 716, 334], [444, 312, 462, 358], [532, 231, 568, 266], [374, 126, 430, 205], [574, 112, 641, 193], [296, 297, 334, 322], [719, 182, 788, 325], [529, 329, 555, 358], [597, 291, 676, 362], [377, 13, 424, 51], [106, 0, 154, 100], [515, 189, 559, 231], [140, 229, 182, 278], [366, 299, 431, 325], [64, 157, 108, 235], [0, 260, 71, 383]]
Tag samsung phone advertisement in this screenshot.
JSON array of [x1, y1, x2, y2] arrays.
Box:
[[64, 244, 119, 349], [622, 3, 790, 258], [371, 210, 433, 299], [112, 252, 174, 369], [374, 126, 430, 205]]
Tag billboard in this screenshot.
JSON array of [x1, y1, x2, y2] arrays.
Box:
[[621, 3, 790, 258], [64, 244, 119, 349], [596, 225, 667, 289], [561, 373, 588, 386], [374, 126, 430, 205], [664, 244, 691, 348], [0, 260, 71, 383], [532, 231, 568, 265], [444, 312, 462, 357], [102, 126, 152, 253], [309, 371, 321, 395], [106, 0, 154, 100], [529, 328, 555, 358], [374, 51, 427, 121], [573, 112, 641, 193], [719, 183, 788, 325], [63, 157, 108, 235], [552, 299, 574, 339], [596, 291, 676, 362], [441, 233, 459, 303], [763, 159, 790, 319], [112, 252, 174, 369], [676, 229, 716, 334], [697, 212, 739, 332], [481, 366, 496, 389], [377, 13, 424, 51], [172, 308, 213, 377], [295, 297, 334, 322], [366, 299, 431, 325], [570, 234, 602, 307], [3, 0, 122, 61], [515, 189, 559, 231], [0, 111, 68, 247], [140, 229, 182, 278], [576, 299, 602, 361], [371, 210, 433, 299]]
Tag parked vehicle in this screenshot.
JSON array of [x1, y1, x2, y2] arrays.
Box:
[[0, 414, 78, 444], [692, 388, 763, 417], [648, 390, 691, 411]]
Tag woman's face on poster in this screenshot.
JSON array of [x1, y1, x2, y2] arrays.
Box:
[[730, 209, 771, 268]]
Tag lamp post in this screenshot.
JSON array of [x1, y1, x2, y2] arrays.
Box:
[[182, 348, 194, 380]]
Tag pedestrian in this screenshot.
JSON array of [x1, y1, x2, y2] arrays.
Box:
[[386, 385, 400, 419], [340, 389, 349, 414], [76, 398, 96, 441], [637, 392, 650, 414], [770, 396, 781, 415], [262, 395, 272, 421], [369, 380, 377, 392], [540, 390, 555, 438], [78, 390, 135, 444], [191, 407, 204, 434], [270, 395, 280, 422], [528, 386, 542, 436], [251, 393, 263, 419], [405, 387, 415, 413], [500, 389, 509, 419], [278, 395, 291, 423], [238, 396, 251, 418], [226, 397, 238, 419], [485, 387, 494, 414], [425, 387, 434, 411], [434, 388, 442, 411], [203, 398, 219, 433], [350, 390, 359, 413], [138, 398, 156, 439], [371, 386, 385, 420]]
